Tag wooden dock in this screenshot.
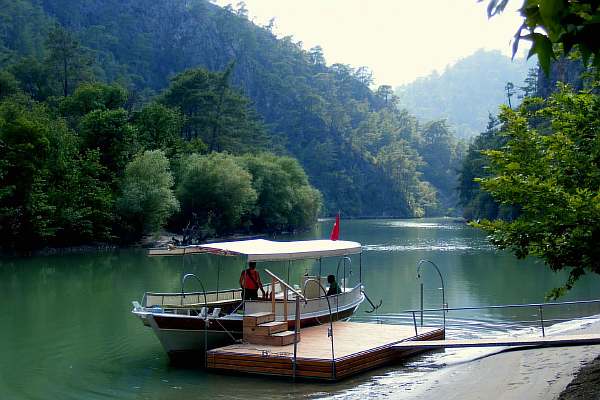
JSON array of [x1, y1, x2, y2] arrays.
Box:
[[207, 321, 444, 380]]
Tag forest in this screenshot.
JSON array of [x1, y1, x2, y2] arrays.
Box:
[[395, 49, 532, 139], [0, 0, 464, 251]]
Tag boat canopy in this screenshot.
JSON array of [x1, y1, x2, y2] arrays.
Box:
[[149, 239, 362, 261]]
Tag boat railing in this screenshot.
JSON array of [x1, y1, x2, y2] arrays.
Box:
[[143, 287, 243, 308], [399, 299, 600, 338], [334, 256, 352, 320], [303, 278, 336, 380]]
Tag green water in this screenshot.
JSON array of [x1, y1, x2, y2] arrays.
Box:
[[1, 219, 599, 399]]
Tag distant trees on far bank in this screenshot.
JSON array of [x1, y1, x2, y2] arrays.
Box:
[[0, 56, 321, 251]]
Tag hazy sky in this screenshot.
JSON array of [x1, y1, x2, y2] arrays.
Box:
[[213, 0, 529, 86]]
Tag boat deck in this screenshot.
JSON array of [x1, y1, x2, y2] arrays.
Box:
[[206, 321, 444, 380]]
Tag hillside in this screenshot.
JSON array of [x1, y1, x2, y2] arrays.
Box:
[[395, 50, 532, 139], [0, 0, 463, 219]]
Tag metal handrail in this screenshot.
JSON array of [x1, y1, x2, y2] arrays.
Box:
[[303, 278, 336, 380], [417, 259, 446, 330], [264, 269, 306, 301], [180, 273, 209, 367], [403, 299, 600, 314], [403, 298, 600, 338]]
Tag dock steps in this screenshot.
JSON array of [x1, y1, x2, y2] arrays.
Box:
[[243, 312, 275, 326], [243, 312, 300, 346], [245, 321, 288, 336], [393, 333, 600, 349], [244, 330, 300, 346]]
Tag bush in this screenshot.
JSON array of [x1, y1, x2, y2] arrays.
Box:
[[238, 153, 322, 231], [176, 152, 256, 234], [116, 150, 179, 240]]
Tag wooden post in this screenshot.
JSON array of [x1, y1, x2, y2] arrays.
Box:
[[271, 277, 276, 315], [283, 287, 288, 322]]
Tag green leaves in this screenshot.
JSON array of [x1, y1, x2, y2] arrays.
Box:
[[116, 150, 179, 239], [486, 0, 600, 74], [475, 85, 600, 296], [526, 33, 555, 73]]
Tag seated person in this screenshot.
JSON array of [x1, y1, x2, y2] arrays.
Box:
[[326, 274, 342, 296], [239, 261, 265, 300]]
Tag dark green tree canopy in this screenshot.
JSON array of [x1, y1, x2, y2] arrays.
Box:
[[160, 65, 269, 153]]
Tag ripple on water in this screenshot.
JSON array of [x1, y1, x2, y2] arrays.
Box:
[[377, 220, 465, 230], [363, 240, 495, 252]]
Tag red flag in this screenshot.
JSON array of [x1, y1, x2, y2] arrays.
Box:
[[330, 213, 340, 241]]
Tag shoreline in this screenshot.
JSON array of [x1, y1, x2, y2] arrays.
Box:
[[3, 216, 468, 257], [557, 354, 600, 399], [400, 319, 600, 400]]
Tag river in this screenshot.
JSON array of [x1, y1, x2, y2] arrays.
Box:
[[2, 218, 599, 399]]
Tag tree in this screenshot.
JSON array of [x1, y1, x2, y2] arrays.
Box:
[[474, 85, 600, 297], [0, 97, 52, 249], [505, 81, 515, 108], [45, 24, 91, 96], [483, 0, 600, 72], [9, 57, 54, 100], [60, 82, 128, 117], [238, 153, 322, 231], [519, 67, 538, 98], [79, 108, 139, 178], [117, 150, 179, 239], [47, 148, 114, 245], [133, 103, 185, 157], [160, 65, 269, 153], [176, 152, 257, 234], [0, 70, 19, 99]]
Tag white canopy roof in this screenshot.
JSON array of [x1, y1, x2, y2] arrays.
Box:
[[149, 239, 362, 261]]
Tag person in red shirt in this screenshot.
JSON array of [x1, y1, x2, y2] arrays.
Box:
[[239, 261, 264, 300]]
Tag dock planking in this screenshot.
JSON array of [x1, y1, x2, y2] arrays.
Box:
[[206, 321, 445, 380]]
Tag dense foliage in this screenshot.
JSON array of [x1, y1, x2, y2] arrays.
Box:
[[396, 50, 531, 139], [116, 150, 179, 241], [483, 0, 600, 72], [0, 64, 322, 250], [458, 55, 590, 221], [0, 0, 474, 251], [474, 85, 600, 297], [0, 0, 465, 219]]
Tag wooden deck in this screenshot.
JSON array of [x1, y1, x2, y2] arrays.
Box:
[[207, 322, 444, 380]]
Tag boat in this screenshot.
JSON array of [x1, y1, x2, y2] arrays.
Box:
[[131, 238, 366, 361]]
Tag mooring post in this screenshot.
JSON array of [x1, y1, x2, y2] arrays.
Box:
[[539, 305, 545, 337], [420, 283, 424, 327]]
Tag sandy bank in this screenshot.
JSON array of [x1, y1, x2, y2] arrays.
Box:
[[403, 320, 600, 400]]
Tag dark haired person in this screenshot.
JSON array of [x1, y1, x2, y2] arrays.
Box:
[[239, 261, 264, 300], [326, 274, 342, 296]]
